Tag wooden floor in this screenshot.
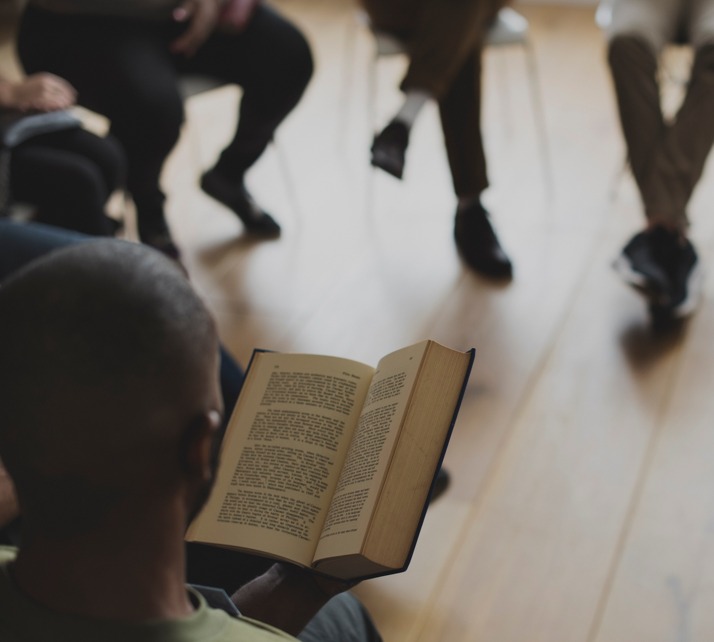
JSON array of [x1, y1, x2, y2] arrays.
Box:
[[8, 1, 714, 639], [169, 2, 714, 641]]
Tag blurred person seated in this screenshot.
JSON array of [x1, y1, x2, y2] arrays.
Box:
[[607, 0, 711, 320], [362, 0, 513, 280], [0, 232, 382, 641], [17, 0, 314, 258], [0, 72, 125, 236]]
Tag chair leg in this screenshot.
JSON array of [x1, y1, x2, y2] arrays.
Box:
[[365, 49, 379, 230], [609, 154, 630, 203], [523, 39, 554, 199]]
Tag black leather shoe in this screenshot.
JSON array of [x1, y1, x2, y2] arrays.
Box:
[[138, 218, 182, 262], [429, 467, 450, 503], [454, 202, 513, 279], [370, 120, 409, 179], [201, 168, 281, 239]]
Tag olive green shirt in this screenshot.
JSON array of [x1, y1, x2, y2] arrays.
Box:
[[0, 546, 297, 642]]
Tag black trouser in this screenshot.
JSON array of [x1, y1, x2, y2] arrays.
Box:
[[9, 127, 124, 236], [18, 4, 313, 238]]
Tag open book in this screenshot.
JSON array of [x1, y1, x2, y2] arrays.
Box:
[[186, 340, 474, 580]]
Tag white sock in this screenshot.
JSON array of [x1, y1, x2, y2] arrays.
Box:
[[393, 90, 432, 128]]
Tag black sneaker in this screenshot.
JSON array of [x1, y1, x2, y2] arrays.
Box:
[[370, 120, 409, 180], [201, 168, 281, 239], [612, 228, 674, 305], [666, 236, 703, 318], [454, 201, 513, 279]]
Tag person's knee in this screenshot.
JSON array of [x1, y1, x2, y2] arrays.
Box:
[[112, 89, 184, 156], [139, 93, 184, 151]]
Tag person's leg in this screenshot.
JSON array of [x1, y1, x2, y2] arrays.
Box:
[[440, 46, 511, 279], [400, 0, 500, 99], [608, 0, 703, 317], [608, 36, 664, 208], [369, 0, 502, 180], [439, 49, 488, 201], [17, 6, 184, 253], [643, 0, 714, 227], [180, 5, 313, 181], [0, 220, 89, 281], [297, 592, 382, 642], [607, 0, 681, 223], [177, 5, 313, 236], [10, 139, 114, 236]]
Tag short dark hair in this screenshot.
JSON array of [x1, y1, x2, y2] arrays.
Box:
[[0, 240, 217, 536]]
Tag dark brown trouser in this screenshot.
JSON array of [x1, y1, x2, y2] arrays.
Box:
[[361, 0, 505, 197]]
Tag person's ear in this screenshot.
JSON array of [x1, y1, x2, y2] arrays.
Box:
[[179, 410, 222, 480]]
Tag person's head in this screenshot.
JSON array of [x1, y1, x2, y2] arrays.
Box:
[[0, 240, 223, 542]]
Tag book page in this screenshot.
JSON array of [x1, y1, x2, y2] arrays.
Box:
[[186, 352, 374, 566], [313, 341, 430, 562]]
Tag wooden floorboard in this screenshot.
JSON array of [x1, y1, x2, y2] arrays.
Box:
[[170, 3, 714, 639]]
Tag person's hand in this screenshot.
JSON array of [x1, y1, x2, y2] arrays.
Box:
[[6, 73, 77, 112], [218, 0, 260, 32], [171, 0, 222, 57], [231, 562, 360, 636]]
